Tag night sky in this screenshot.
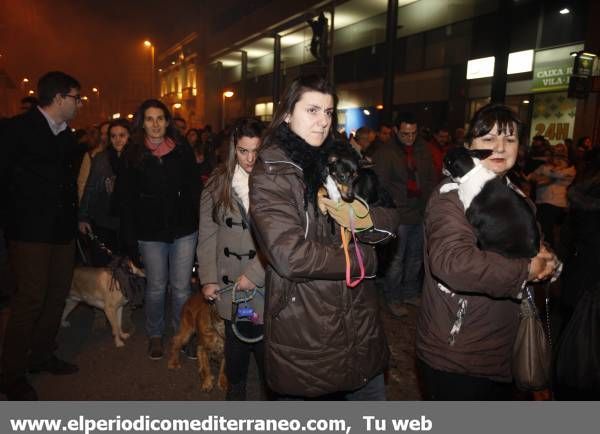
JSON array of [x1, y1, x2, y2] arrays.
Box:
[[0, 0, 203, 120]]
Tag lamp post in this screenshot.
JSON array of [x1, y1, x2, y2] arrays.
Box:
[[92, 87, 102, 119], [222, 90, 234, 129], [144, 40, 155, 97]]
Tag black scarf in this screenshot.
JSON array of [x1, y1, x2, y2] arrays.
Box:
[[271, 123, 334, 212]]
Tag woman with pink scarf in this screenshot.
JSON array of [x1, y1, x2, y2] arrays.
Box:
[[119, 99, 200, 360]]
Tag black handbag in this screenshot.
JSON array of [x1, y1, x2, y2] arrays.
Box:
[[512, 286, 551, 391]]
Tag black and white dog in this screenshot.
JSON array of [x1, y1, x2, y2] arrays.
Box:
[[441, 147, 539, 259]]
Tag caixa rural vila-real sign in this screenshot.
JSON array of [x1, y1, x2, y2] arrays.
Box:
[[531, 44, 583, 93]]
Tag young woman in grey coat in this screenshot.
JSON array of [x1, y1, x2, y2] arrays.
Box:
[[198, 117, 266, 400]]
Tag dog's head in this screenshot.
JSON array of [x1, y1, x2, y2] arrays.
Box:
[[326, 141, 360, 202], [443, 147, 493, 179]]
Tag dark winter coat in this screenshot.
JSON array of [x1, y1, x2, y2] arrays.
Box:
[[2, 108, 85, 243], [416, 180, 530, 382], [79, 147, 122, 231], [561, 171, 600, 310], [371, 136, 437, 224], [119, 139, 200, 244], [249, 124, 399, 397]]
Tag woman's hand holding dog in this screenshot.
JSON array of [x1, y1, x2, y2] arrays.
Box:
[[202, 284, 220, 302], [318, 196, 373, 230], [528, 245, 559, 282]]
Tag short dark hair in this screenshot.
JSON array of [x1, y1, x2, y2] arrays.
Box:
[[465, 103, 523, 146], [395, 112, 417, 128], [355, 126, 373, 139], [37, 71, 80, 107], [378, 123, 392, 131], [433, 125, 449, 135]]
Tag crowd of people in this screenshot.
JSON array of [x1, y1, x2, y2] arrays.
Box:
[[0, 71, 598, 401]]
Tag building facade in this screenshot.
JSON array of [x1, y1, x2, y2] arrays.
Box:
[[158, 0, 600, 143]]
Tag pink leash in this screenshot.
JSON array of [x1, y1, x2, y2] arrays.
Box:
[[344, 205, 365, 288]]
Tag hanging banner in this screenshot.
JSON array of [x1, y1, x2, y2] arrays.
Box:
[[530, 92, 577, 145], [531, 44, 583, 93]]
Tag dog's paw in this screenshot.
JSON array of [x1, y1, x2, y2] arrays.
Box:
[[200, 377, 214, 392], [61, 320, 71, 328], [120, 332, 131, 340], [218, 375, 228, 392], [115, 339, 125, 348]]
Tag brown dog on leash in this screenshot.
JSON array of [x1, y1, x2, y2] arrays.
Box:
[[61, 259, 144, 348], [167, 292, 227, 392]]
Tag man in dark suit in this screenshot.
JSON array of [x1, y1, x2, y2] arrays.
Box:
[[0, 71, 84, 400]]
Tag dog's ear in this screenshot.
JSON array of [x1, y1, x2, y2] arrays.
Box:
[[468, 149, 493, 160], [327, 154, 339, 165]]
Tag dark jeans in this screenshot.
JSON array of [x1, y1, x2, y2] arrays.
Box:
[[1, 241, 75, 385], [418, 359, 512, 400], [384, 223, 424, 303], [0, 229, 15, 310], [276, 373, 386, 401], [224, 320, 265, 400]]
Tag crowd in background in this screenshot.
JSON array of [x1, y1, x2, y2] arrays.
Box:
[[0, 71, 598, 401]]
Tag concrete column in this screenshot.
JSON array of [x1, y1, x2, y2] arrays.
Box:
[[490, 0, 511, 103], [240, 50, 248, 116], [382, 0, 398, 123], [273, 34, 281, 106]]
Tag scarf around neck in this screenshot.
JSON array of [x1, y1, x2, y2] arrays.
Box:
[[145, 136, 175, 158], [271, 123, 333, 211], [232, 163, 250, 213]]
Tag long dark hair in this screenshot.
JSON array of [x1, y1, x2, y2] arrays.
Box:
[[207, 117, 264, 220], [263, 75, 338, 147], [125, 99, 178, 165]]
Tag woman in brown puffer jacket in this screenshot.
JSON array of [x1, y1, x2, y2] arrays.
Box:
[[249, 76, 398, 399], [416, 104, 560, 400]]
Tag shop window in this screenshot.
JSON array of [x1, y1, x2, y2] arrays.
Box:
[[425, 28, 446, 70], [405, 34, 424, 72]]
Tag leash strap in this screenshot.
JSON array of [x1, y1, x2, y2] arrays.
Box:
[[342, 205, 365, 288]]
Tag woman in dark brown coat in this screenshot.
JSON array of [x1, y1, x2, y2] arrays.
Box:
[[249, 76, 398, 399], [416, 104, 559, 400]]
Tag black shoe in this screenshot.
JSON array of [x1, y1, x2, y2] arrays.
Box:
[[148, 337, 163, 360], [226, 382, 247, 401], [0, 377, 38, 401], [29, 355, 79, 375]]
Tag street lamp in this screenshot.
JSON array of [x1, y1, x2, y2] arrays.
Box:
[[144, 40, 155, 97], [92, 87, 102, 118], [222, 90, 234, 129]]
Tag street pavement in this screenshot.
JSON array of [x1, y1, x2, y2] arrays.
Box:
[[5, 294, 422, 401]]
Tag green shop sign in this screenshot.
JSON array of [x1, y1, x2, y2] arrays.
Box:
[[531, 44, 583, 93]]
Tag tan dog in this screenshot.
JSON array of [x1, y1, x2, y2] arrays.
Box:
[[61, 260, 144, 348], [168, 292, 227, 392]]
